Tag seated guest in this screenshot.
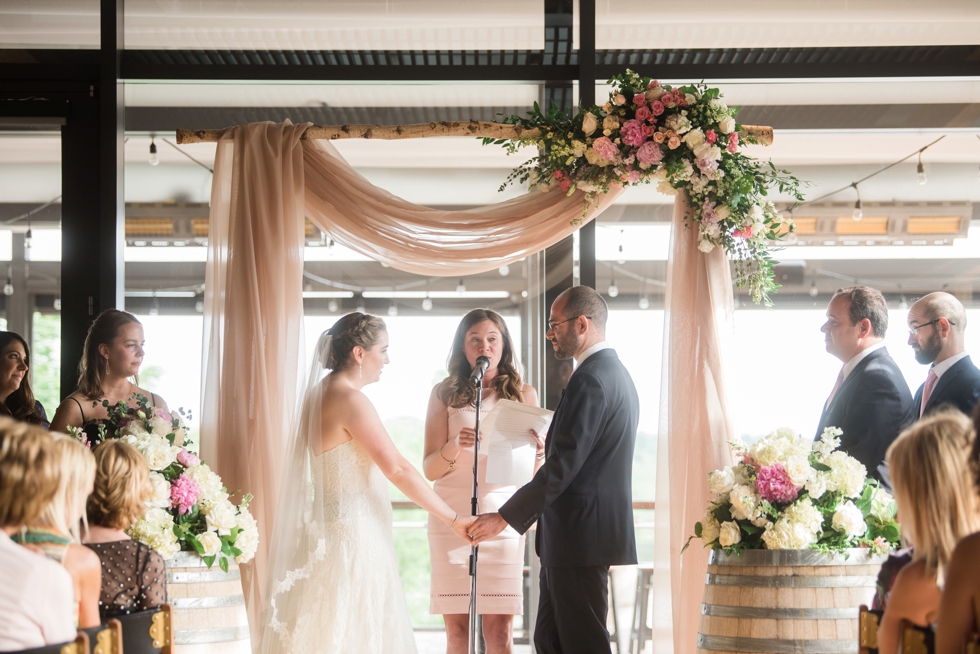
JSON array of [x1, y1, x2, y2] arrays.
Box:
[[50, 309, 170, 437], [0, 331, 50, 427], [907, 292, 980, 419], [817, 286, 914, 484], [84, 440, 167, 618], [878, 411, 980, 654], [11, 435, 102, 628], [936, 403, 980, 654], [0, 418, 76, 649]]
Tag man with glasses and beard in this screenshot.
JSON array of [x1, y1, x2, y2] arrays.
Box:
[[907, 292, 980, 419]]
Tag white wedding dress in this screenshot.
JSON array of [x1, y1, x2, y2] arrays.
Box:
[[259, 335, 418, 653]]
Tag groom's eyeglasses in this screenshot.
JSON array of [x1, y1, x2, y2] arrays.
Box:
[[908, 318, 954, 337], [547, 316, 591, 331]]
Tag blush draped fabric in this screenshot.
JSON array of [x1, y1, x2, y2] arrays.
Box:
[[652, 192, 735, 654]]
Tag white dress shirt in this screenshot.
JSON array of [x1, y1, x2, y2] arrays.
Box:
[[576, 341, 611, 366], [930, 350, 969, 381], [839, 341, 887, 384]]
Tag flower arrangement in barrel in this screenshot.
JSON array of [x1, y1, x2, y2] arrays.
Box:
[[491, 69, 804, 305], [68, 394, 258, 571], [687, 426, 901, 554]]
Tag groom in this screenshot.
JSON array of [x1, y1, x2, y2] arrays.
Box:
[[468, 285, 639, 654]]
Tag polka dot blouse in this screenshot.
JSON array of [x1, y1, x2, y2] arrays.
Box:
[[84, 540, 167, 619]]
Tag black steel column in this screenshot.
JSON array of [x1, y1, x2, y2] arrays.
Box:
[[578, 0, 597, 290]]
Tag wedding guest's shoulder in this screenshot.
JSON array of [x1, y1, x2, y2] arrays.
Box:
[[136, 387, 169, 412], [50, 393, 88, 431], [949, 532, 980, 575]]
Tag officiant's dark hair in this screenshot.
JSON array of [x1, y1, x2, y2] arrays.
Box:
[[78, 309, 142, 400], [833, 286, 888, 337], [325, 312, 387, 371], [440, 309, 524, 409]]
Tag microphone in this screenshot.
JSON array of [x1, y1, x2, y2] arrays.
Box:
[[469, 356, 490, 384]]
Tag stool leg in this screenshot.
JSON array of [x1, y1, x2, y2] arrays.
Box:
[[630, 569, 643, 654], [609, 572, 620, 653], [639, 571, 652, 653]]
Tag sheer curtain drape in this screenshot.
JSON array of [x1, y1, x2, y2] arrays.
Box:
[[652, 191, 735, 654]]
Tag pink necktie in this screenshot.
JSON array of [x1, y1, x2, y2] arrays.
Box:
[[825, 369, 845, 410], [920, 369, 939, 417]]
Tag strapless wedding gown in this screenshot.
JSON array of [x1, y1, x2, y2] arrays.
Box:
[[263, 439, 417, 653]]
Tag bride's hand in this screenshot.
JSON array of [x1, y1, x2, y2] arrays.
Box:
[[451, 515, 476, 543]]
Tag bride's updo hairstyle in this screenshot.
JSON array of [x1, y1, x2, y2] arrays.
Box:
[[323, 312, 387, 370], [78, 309, 142, 399]]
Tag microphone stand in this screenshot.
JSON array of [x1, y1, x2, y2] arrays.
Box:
[[468, 376, 483, 654]]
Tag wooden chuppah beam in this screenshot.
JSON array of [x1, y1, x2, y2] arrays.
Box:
[[176, 121, 774, 146]]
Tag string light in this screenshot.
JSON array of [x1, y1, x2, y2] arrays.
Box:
[[638, 295, 650, 309], [327, 299, 339, 312], [916, 151, 927, 185], [607, 279, 619, 298], [422, 296, 433, 311], [387, 302, 398, 317], [149, 292, 160, 316], [808, 281, 819, 297], [456, 279, 466, 293], [3, 265, 12, 297], [149, 137, 159, 166], [498, 264, 510, 276], [851, 183, 863, 221]]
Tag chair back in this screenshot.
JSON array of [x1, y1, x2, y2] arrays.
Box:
[[114, 605, 173, 654], [7, 632, 89, 654], [898, 619, 935, 654], [81, 619, 122, 654], [859, 604, 883, 654]]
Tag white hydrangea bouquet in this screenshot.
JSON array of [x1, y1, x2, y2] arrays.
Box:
[[685, 427, 901, 555], [70, 394, 259, 571]]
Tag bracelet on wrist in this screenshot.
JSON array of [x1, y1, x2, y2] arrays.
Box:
[[440, 446, 456, 469], [450, 513, 459, 528], [535, 451, 546, 460]]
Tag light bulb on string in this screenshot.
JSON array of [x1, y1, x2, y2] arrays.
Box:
[[899, 295, 908, 311], [53, 297, 61, 311], [607, 280, 619, 298], [808, 282, 819, 298], [149, 293, 160, 316], [916, 152, 927, 185], [638, 295, 650, 310], [851, 183, 863, 221], [327, 300, 339, 313], [422, 297, 433, 311], [387, 303, 398, 317], [456, 279, 466, 293], [498, 264, 510, 277], [3, 265, 12, 296], [194, 300, 204, 313], [149, 138, 159, 166]]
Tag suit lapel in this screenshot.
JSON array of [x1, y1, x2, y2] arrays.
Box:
[[823, 347, 889, 418], [924, 356, 969, 412]]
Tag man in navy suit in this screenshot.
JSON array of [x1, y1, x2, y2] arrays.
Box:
[[907, 292, 980, 419], [467, 285, 639, 654], [816, 286, 913, 484]]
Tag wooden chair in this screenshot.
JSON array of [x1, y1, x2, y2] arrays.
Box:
[[859, 605, 883, 654], [898, 619, 935, 654], [81, 619, 122, 654], [113, 604, 173, 654], [7, 632, 89, 654]]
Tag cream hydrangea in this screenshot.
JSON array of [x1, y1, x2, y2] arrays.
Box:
[[146, 472, 172, 509], [824, 451, 867, 498], [749, 428, 810, 467], [121, 433, 179, 471], [186, 464, 228, 511], [812, 427, 842, 460], [761, 498, 823, 550], [129, 507, 180, 559], [233, 506, 259, 564], [730, 484, 767, 526]]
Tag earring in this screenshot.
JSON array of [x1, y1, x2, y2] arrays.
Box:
[[359, 363, 363, 380]]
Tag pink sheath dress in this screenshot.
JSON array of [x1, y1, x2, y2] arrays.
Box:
[[428, 391, 526, 615]]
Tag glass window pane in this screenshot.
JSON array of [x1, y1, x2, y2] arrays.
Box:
[[0, 0, 100, 49]]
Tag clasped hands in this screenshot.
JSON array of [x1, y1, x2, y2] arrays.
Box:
[[448, 512, 507, 544]]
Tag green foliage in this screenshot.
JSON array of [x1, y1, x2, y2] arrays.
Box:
[[30, 313, 61, 415]]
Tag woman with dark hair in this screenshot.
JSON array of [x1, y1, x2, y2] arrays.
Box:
[[423, 309, 541, 654], [49, 309, 169, 437], [0, 331, 49, 427]]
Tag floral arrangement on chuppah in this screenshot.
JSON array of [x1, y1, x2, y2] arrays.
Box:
[[490, 70, 805, 305], [69, 394, 259, 571], [686, 426, 901, 555]]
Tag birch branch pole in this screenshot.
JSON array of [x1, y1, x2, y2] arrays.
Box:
[[176, 120, 774, 146]]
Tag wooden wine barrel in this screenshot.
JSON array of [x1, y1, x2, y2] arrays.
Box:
[[697, 549, 886, 654], [166, 552, 251, 653]]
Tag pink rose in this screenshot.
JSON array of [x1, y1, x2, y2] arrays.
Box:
[[177, 449, 200, 467], [636, 142, 664, 165], [661, 93, 674, 106], [633, 93, 647, 106], [156, 408, 171, 421], [620, 119, 648, 147], [653, 132, 666, 144], [651, 101, 665, 116], [676, 94, 688, 107], [705, 129, 717, 145], [647, 79, 660, 89], [667, 136, 681, 150], [621, 169, 641, 184], [733, 226, 753, 239], [559, 178, 572, 193], [553, 169, 564, 180], [755, 463, 799, 504], [170, 474, 201, 515], [592, 136, 619, 162], [635, 105, 652, 121], [728, 132, 739, 153]]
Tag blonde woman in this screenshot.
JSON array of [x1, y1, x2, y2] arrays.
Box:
[[0, 418, 76, 649], [878, 410, 980, 654], [936, 404, 980, 654], [83, 440, 167, 619], [12, 436, 101, 628]]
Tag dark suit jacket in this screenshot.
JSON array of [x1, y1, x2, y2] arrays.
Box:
[[499, 348, 639, 568], [816, 347, 914, 483], [913, 355, 980, 419]]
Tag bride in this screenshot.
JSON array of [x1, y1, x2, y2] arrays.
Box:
[[260, 313, 475, 653]]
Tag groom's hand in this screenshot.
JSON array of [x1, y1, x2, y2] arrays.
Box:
[[468, 512, 508, 545]]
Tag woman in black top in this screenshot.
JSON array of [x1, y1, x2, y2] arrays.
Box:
[[0, 331, 49, 428]]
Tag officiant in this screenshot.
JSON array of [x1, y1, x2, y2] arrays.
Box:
[[816, 286, 914, 484]]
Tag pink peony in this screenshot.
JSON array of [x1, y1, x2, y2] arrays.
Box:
[[635, 105, 652, 122], [592, 136, 619, 162], [170, 474, 201, 515], [177, 449, 200, 467], [706, 129, 717, 145], [755, 463, 799, 504], [621, 168, 641, 184], [728, 132, 739, 153], [559, 177, 572, 193], [620, 119, 648, 147], [636, 141, 664, 165], [632, 93, 647, 106], [651, 101, 665, 116]]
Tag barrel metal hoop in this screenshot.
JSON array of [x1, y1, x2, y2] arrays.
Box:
[[174, 626, 250, 645], [709, 549, 887, 567], [167, 568, 241, 583], [698, 635, 858, 653], [706, 573, 878, 588], [701, 604, 859, 620], [171, 594, 246, 609]]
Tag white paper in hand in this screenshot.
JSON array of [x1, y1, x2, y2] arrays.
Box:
[[482, 400, 554, 485]]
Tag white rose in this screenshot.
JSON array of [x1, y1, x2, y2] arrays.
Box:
[[870, 488, 896, 520], [698, 239, 715, 253], [657, 179, 679, 196], [148, 415, 172, 438], [719, 521, 742, 548], [120, 423, 149, 440], [683, 128, 705, 150], [147, 472, 172, 509], [709, 467, 735, 495], [233, 507, 260, 564], [784, 455, 814, 487], [685, 93, 697, 105], [701, 512, 721, 544], [832, 500, 868, 538], [645, 86, 666, 103], [805, 474, 829, 500], [714, 204, 731, 221], [718, 116, 736, 134], [581, 112, 598, 137], [197, 531, 223, 558], [730, 484, 761, 522], [205, 500, 238, 536], [142, 440, 178, 471]]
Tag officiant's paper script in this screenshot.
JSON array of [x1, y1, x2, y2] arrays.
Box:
[[482, 400, 554, 485]]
